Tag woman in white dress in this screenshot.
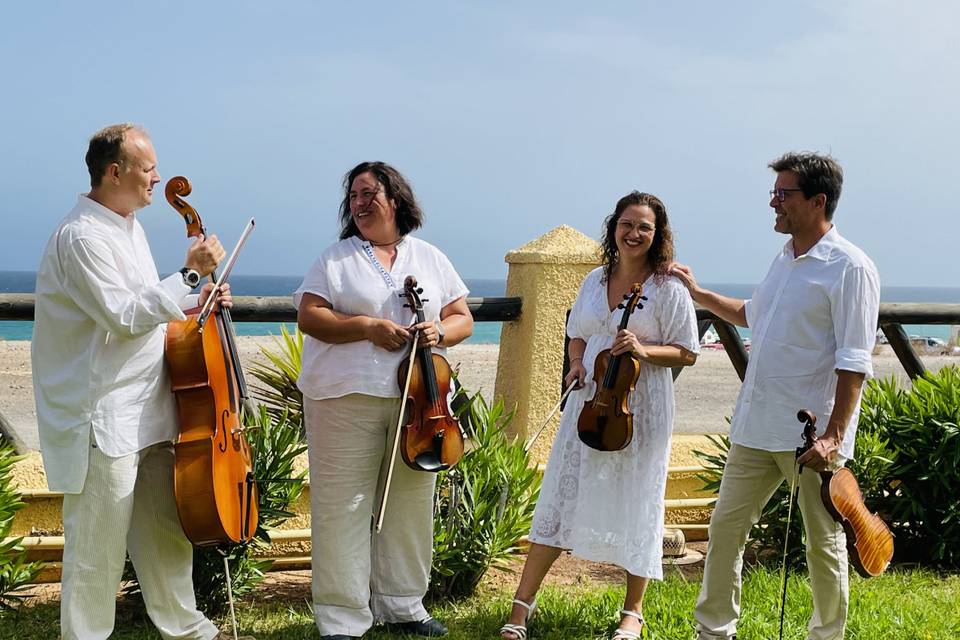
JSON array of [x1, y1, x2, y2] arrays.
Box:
[[499, 191, 699, 640]]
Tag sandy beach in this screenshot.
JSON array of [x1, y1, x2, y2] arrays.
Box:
[[1, 337, 956, 452]]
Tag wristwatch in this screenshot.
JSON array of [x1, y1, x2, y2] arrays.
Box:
[[435, 320, 446, 346], [179, 267, 201, 288]]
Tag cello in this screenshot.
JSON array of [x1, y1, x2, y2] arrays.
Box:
[[374, 275, 464, 532], [577, 283, 647, 451], [796, 409, 894, 577], [163, 176, 259, 547]]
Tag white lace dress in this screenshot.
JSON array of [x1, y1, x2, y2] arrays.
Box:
[[528, 268, 700, 579]]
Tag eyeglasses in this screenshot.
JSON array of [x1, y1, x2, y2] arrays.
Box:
[[616, 219, 656, 235], [769, 188, 804, 202]]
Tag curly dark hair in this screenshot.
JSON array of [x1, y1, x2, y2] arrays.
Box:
[[600, 191, 674, 283], [338, 161, 425, 240]]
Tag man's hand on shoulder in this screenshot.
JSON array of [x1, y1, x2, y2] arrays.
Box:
[[669, 262, 701, 299]]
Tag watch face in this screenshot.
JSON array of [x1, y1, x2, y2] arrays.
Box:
[[182, 269, 200, 287]]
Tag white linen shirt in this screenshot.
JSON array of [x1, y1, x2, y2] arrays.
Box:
[[294, 235, 469, 401], [32, 195, 196, 493], [729, 226, 880, 459]]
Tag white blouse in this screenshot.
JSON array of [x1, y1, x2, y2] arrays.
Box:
[[294, 235, 468, 401]]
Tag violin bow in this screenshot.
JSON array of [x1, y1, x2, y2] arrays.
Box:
[[524, 380, 578, 452], [374, 327, 421, 533], [778, 409, 818, 640], [197, 218, 256, 328]]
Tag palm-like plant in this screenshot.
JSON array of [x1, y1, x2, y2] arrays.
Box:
[[247, 324, 304, 434], [430, 392, 541, 599], [0, 440, 42, 613]]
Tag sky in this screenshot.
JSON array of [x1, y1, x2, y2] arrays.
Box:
[[1, 1, 957, 286]]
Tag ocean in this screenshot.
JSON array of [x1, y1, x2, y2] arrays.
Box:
[[1, 271, 956, 344]]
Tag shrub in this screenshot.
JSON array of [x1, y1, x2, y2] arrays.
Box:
[[0, 440, 42, 613], [696, 366, 960, 572], [858, 366, 960, 569], [429, 392, 541, 599]]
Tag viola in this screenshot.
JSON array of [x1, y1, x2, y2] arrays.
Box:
[[396, 275, 464, 472], [577, 283, 647, 451], [163, 176, 259, 546], [796, 409, 894, 577]]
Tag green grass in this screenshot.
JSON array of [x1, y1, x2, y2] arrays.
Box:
[[3, 566, 959, 639]]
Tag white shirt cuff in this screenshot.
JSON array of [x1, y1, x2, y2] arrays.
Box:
[[158, 273, 190, 320], [835, 347, 873, 378]]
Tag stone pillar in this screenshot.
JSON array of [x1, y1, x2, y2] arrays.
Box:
[[494, 225, 600, 465]]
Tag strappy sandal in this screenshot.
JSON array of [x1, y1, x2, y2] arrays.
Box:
[[499, 597, 537, 640], [610, 609, 644, 639]]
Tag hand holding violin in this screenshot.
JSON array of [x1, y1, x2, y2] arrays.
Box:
[[610, 329, 648, 360], [183, 233, 226, 277], [796, 430, 840, 472], [412, 320, 443, 348]]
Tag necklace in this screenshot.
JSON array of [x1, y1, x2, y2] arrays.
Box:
[[367, 235, 403, 247]]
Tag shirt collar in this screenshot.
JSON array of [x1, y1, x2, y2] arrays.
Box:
[[78, 193, 137, 232], [781, 225, 838, 262]]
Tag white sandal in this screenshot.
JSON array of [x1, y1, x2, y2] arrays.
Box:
[[610, 609, 644, 639], [499, 597, 537, 640]]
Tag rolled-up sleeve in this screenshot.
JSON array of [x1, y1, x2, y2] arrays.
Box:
[[832, 265, 880, 377]]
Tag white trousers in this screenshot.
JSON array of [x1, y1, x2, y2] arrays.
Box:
[[695, 444, 849, 640], [60, 440, 218, 640], [305, 394, 436, 638]]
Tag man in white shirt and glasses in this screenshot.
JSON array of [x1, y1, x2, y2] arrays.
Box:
[[32, 123, 253, 640], [671, 152, 880, 640]]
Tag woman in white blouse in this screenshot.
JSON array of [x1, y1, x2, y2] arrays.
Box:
[[499, 192, 699, 640], [295, 161, 473, 640]]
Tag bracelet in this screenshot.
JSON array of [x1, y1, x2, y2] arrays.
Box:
[[569, 356, 583, 364]]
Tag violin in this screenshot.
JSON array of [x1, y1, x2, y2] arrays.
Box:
[[577, 283, 647, 451], [163, 176, 259, 546], [374, 276, 464, 533], [396, 275, 464, 472], [796, 409, 894, 577]]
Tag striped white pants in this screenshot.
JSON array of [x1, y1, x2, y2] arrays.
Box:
[[305, 394, 436, 638], [60, 440, 218, 640]]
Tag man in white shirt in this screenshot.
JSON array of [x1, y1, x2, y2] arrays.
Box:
[[672, 152, 880, 640], [32, 123, 253, 640]]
